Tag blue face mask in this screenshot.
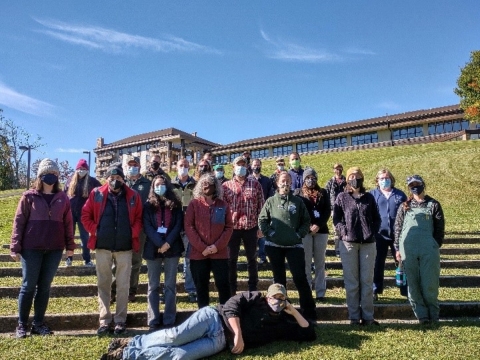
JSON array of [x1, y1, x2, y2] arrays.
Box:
[[379, 178, 392, 189], [215, 171, 224, 179], [127, 166, 139, 176], [154, 185, 167, 196], [41, 173, 58, 186], [268, 298, 287, 313], [234, 165, 247, 177]]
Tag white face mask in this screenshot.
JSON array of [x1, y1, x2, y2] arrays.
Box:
[[77, 169, 88, 178], [178, 167, 189, 177]]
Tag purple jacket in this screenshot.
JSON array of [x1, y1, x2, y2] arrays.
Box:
[[10, 190, 75, 254]]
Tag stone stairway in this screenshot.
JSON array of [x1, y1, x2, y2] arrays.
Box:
[[0, 236, 479, 332]]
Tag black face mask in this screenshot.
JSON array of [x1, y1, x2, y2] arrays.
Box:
[[410, 185, 425, 195], [305, 178, 316, 188], [348, 178, 363, 189], [252, 167, 261, 174], [41, 174, 58, 186], [199, 166, 209, 174], [151, 161, 160, 170], [109, 179, 123, 191]]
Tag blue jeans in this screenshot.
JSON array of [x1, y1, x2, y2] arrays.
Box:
[[123, 306, 226, 360], [257, 237, 266, 261], [18, 249, 63, 325], [147, 257, 180, 327], [182, 233, 196, 294], [73, 211, 91, 263]]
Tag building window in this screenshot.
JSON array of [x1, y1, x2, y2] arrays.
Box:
[[251, 148, 270, 159], [214, 154, 228, 164], [137, 145, 142, 152], [119, 149, 123, 156], [351, 132, 378, 146], [428, 119, 469, 135], [392, 126, 423, 140], [272, 145, 293, 157], [229, 152, 243, 162], [297, 141, 319, 153], [322, 136, 347, 149]]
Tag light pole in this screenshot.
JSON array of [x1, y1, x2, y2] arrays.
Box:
[[19, 145, 32, 189], [83, 150, 91, 176]]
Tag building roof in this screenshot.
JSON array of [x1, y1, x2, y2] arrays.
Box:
[[97, 127, 219, 150], [211, 104, 462, 152]]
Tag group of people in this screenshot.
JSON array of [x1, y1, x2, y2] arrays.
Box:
[[10, 151, 445, 359]]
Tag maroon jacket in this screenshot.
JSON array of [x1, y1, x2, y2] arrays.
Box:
[[10, 190, 75, 254], [184, 197, 233, 260]]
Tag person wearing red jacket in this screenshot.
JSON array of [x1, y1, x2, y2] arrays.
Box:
[[82, 163, 143, 336], [185, 173, 233, 308]]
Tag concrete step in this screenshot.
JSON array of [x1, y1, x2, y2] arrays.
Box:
[[1, 276, 479, 299], [0, 302, 478, 333], [1, 259, 480, 277]]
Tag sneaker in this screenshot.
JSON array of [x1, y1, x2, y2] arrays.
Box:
[[65, 258, 73, 267], [187, 292, 197, 303], [258, 258, 267, 265], [31, 323, 53, 336], [350, 319, 361, 326], [335, 251, 340, 258], [108, 337, 132, 352], [85, 261, 95, 267], [15, 323, 28, 339], [362, 319, 380, 326], [97, 324, 112, 335], [114, 322, 127, 335]]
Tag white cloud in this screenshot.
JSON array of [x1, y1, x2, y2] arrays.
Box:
[[34, 18, 222, 55], [0, 82, 54, 117], [343, 46, 376, 56], [260, 30, 342, 63], [56, 148, 89, 153], [376, 101, 401, 111]]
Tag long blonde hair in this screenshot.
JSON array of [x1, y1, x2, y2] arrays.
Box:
[[67, 172, 91, 198]]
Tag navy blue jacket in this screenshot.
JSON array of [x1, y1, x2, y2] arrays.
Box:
[[289, 168, 304, 191], [142, 202, 184, 260], [370, 187, 407, 241]]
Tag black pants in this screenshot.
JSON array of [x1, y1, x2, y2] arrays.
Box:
[[190, 258, 231, 308], [266, 245, 317, 320], [228, 227, 259, 295], [374, 238, 408, 296]]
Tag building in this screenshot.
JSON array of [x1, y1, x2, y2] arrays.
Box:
[[94, 128, 219, 178], [210, 104, 480, 164], [93, 105, 480, 177]]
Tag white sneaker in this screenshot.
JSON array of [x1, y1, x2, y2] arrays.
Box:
[[85, 261, 95, 267], [65, 258, 73, 267]]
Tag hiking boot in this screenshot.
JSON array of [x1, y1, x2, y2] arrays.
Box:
[[97, 324, 112, 336], [65, 258, 73, 267], [31, 323, 53, 336], [15, 323, 28, 339], [108, 337, 132, 352], [114, 322, 127, 335], [362, 319, 380, 326]]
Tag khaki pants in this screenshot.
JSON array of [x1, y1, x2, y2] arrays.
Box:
[[96, 249, 132, 325]]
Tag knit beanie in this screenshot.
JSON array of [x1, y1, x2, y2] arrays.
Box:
[[303, 166, 318, 181], [38, 158, 60, 177], [106, 163, 125, 179], [345, 167, 364, 179], [76, 159, 89, 170]]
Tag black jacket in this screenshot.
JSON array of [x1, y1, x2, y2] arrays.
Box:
[[295, 187, 331, 234]]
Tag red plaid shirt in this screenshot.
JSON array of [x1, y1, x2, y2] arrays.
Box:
[[222, 176, 265, 230]]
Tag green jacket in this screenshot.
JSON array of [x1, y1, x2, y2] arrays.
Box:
[[171, 176, 196, 212], [258, 192, 311, 246], [126, 175, 151, 206]]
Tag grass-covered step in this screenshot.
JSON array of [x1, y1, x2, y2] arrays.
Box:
[[1, 275, 479, 299]]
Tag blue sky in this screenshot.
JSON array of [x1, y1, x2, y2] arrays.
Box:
[[0, 1, 479, 170]]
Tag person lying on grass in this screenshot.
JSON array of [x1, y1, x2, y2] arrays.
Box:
[[100, 283, 317, 360]]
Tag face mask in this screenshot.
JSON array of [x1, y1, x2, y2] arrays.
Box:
[[252, 167, 261, 174], [234, 165, 247, 177], [215, 171, 224, 179], [199, 165, 209, 174], [154, 185, 167, 196], [203, 184, 215, 196], [290, 159, 300, 168], [348, 178, 363, 189], [379, 178, 392, 189], [151, 161, 160, 170], [178, 167, 189, 177], [109, 179, 123, 191], [41, 174, 58, 186], [245, 157, 250, 164], [268, 298, 286, 313], [305, 178, 316, 188], [77, 170, 88, 178], [127, 166, 139, 176], [410, 185, 424, 195], [277, 165, 285, 171]]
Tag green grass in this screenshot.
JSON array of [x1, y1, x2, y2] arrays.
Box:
[[0, 321, 479, 359]]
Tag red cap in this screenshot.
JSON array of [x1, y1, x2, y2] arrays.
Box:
[[76, 159, 89, 170]]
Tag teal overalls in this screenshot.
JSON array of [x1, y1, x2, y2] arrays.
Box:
[[399, 201, 440, 321]]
